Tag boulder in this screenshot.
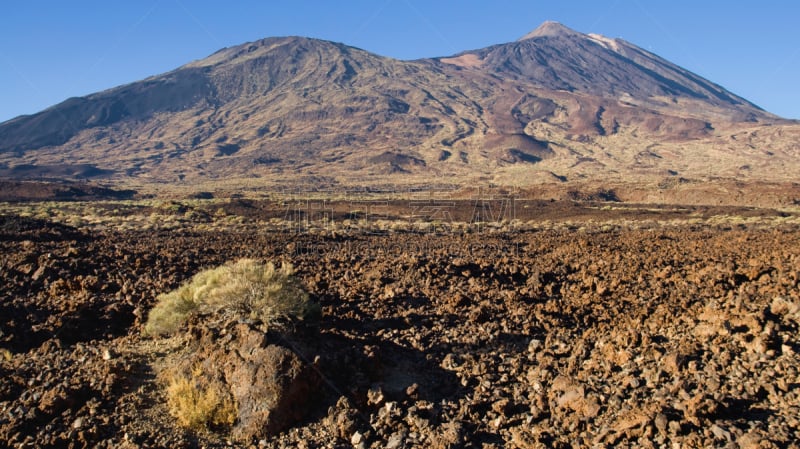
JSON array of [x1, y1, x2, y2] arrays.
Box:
[[166, 321, 321, 442]]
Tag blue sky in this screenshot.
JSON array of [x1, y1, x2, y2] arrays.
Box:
[[1, 1, 799, 123]]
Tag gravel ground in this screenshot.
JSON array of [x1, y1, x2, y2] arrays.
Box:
[[1, 214, 798, 448]]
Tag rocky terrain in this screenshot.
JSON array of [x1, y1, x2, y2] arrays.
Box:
[[2, 16, 799, 449], [1, 201, 799, 448], [0, 22, 798, 204]]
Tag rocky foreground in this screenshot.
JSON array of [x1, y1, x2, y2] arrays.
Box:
[[1, 213, 799, 448]]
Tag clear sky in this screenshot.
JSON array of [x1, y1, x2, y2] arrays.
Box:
[[1, 1, 799, 123]]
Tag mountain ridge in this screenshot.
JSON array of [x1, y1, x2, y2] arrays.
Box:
[[444, 22, 766, 118], [0, 21, 798, 202]]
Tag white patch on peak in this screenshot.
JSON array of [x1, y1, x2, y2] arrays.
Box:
[[588, 33, 621, 53]]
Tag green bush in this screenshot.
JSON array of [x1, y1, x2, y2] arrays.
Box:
[[145, 259, 315, 336]]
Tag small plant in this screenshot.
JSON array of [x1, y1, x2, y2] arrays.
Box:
[[145, 259, 315, 336], [165, 370, 237, 429]]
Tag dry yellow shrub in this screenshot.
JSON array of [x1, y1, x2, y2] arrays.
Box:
[[165, 374, 237, 430], [145, 259, 315, 336]]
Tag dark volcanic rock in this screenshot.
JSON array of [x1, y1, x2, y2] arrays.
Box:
[[168, 320, 322, 442], [0, 180, 136, 201], [1, 211, 799, 448]]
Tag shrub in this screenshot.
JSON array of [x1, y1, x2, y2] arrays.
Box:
[[145, 259, 315, 336], [165, 370, 237, 430]]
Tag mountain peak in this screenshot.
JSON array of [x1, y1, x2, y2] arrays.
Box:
[[517, 21, 582, 41], [0, 22, 783, 191]]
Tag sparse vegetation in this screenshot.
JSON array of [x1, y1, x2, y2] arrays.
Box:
[[4, 207, 800, 447], [145, 259, 315, 336], [146, 259, 318, 434], [164, 369, 237, 430], [2, 196, 799, 235]]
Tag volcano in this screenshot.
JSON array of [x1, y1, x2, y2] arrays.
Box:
[[0, 21, 797, 203]]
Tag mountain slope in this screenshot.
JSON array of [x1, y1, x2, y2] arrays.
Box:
[[0, 22, 797, 201], [458, 21, 763, 117]]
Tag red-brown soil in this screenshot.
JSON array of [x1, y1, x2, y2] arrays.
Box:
[[1, 210, 799, 448]]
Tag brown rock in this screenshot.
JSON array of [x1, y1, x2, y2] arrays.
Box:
[[228, 343, 319, 440], [430, 420, 465, 449], [324, 397, 359, 440], [737, 430, 779, 449], [166, 322, 321, 442], [662, 351, 686, 375], [549, 375, 599, 419], [31, 265, 49, 282], [509, 426, 540, 449], [612, 408, 650, 433], [654, 413, 668, 435], [367, 386, 385, 406], [492, 398, 511, 417]]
